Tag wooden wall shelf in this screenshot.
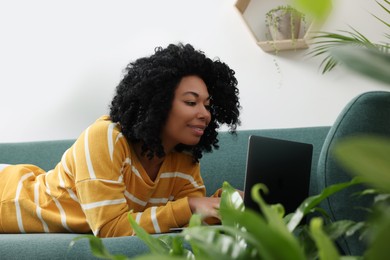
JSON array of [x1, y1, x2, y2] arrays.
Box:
[[235, 0, 318, 53]]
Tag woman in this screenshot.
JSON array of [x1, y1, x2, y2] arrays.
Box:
[[0, 43, 240, 237]]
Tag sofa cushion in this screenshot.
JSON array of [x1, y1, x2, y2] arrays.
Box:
[[317, 91, 390, 255], [0, 233, 152, 259]]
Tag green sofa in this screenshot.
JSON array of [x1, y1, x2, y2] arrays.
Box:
[[1, 91, 389, 259]]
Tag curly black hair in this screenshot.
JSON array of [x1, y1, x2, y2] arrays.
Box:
[[109, 43, 240, 161]]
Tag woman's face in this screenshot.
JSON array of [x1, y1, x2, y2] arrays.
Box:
[[161, 75, 211, 151]]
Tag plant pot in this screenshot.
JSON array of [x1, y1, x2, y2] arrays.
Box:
[[266, 8, 302, 41]]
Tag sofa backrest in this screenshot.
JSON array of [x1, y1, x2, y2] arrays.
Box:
[[317, 90, 390, 256], [0, 139, 74, 171]]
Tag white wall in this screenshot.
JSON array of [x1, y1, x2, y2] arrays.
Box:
[[0, 0, 389, 142]]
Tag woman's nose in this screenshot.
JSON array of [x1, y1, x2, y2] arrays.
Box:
[[198, 105, 211, 122]]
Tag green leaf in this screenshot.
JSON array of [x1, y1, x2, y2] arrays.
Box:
[[372, 0, 390, 28], [182, 226, 255, 259], [330, 46, 390, 85], [220, 182, 244, 211], [221, 207, 306, 260], [307, 0, 390, 77], [290, 0, 332, 21], [333, 135, 390, 193], [183, 183, 252, 259], [188, 213, 202, 228], [310, 218, 340, 260], [70, 235, 128, 260], [131, 255, 188, 260], [251, 183, 288, 233], [127, 213, 169, 254], [219, 183, 306, 260], [156, 236, 192, 258], [374, 193, 390, 204], [186, 214, 204, 258], [324, 220, 363, 240], [169, 236, 184, 256], [307, 28, 386, 74], [364, 207, 390, 259], [220, 181, 244, 227], [286, 177, 362, 232]]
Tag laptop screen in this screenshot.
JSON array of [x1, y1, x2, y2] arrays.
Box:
[[243, 135, 313, 215]]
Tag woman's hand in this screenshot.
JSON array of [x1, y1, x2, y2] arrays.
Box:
[[187, 189, 243, 221], [188, 197, 221, 219]]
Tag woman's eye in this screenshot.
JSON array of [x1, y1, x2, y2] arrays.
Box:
[[185, 101, 196, 106]]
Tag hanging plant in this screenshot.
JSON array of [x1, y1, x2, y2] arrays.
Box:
[[265, 5, 305, 41]]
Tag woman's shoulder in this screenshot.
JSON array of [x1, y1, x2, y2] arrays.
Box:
[[91, 115, 115, 127], [75, 115, 127, 149], [88, 115, 122, 136]]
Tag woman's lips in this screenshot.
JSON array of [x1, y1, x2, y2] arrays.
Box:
[[189, 125, 206, 136]]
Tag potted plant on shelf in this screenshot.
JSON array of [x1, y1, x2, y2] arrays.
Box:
[[265, 5, 305, 41]]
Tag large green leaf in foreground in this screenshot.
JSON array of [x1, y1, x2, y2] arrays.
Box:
[[333, 135, 390, 193], [330, 46, 390, 85], [291, 0, 332, 21]]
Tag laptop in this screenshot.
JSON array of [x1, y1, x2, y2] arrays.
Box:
[[243, 135, 313, 215]]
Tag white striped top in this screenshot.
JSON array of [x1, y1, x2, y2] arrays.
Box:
[[0, 116, 206, 237]]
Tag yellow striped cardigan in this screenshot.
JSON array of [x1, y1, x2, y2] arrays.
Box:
[[0, 116, 206, 237]]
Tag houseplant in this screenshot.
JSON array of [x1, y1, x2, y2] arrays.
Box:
[[303, 0, 390, 258], [265, 5, 305, 41], [308, 0, 390, 75], [72, 177, 376, 259]]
